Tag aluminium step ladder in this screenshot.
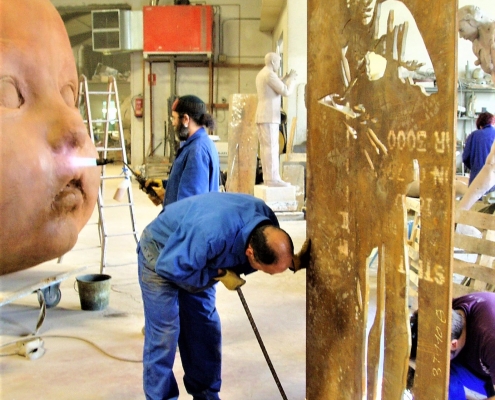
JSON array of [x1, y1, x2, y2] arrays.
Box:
[[78, 75, 139, 273]]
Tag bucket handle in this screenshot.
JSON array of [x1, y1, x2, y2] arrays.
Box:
[[74, 279, 79, 293]]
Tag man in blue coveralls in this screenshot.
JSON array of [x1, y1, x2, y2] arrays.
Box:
[[137, 192, 306, 400], [143, 94, 220, 207]]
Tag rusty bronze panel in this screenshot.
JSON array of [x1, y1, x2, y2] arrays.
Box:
[[307, 1, 456, 398]]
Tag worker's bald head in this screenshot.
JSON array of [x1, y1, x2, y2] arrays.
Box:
[[246, 224, 294, 275]]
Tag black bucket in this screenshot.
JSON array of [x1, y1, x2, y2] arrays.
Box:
[[75, 274, 112, 311]]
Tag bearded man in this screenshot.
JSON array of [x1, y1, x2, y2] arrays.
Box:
[[144, 95, 220, 207]]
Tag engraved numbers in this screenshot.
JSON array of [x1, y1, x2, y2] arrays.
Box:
[[387, 130, 451, 154]]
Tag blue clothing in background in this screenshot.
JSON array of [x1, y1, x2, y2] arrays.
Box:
[[449, 357, 495, 400], [137, 193, 279, 399], [163, 127, 220, 207], [463, 124, 495, 193]]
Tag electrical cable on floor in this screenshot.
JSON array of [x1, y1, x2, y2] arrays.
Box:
[[0, 335, 142, 363]]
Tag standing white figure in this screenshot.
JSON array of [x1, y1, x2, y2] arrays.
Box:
[[256, 52, 297, 187]]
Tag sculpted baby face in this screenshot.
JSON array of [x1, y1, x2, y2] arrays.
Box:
[[0, 0, 100, 274]]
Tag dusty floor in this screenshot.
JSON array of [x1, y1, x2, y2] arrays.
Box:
[[0, 165, 379, 399], [0, 166, 308, 400]]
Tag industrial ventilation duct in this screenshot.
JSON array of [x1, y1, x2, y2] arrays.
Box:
[[92, 9, 143, 54]]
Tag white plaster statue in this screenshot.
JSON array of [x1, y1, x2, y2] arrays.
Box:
[[256, 52, 297, 187], [0, 0, 100, 274], [458, 5, 495, 82], [457, 6, 495, 211]]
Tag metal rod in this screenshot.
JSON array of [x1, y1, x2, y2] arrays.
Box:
[[236, 287, 288, 400]]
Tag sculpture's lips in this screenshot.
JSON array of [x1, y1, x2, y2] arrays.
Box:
[[52, 179, 84, 214]]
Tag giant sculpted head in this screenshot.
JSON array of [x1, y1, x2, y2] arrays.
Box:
[[0, 0, 100, 274]]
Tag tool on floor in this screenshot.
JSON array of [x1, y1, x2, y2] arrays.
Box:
[[17, 337, 45, 360], [236, 287, 288, 400]]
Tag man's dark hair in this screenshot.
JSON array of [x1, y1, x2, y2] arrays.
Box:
[[248, 224, 293, 265], [172, 95, 215, 129], [410, 308, 465, 360], [451, 309, 464, 340], [249, 224, 277, 264], [476, 111, 494, 129]]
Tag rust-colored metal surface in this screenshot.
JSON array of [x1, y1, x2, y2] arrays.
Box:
[[306, 1, 457, 398], [226, 94, 258, 194]]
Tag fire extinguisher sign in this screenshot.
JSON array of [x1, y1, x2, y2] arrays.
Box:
[[134, 96, 143, 118]]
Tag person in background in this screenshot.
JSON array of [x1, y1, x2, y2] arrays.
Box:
[[0, 0, 100, 274], [458, 139, 495, 212], [143, 95, 220, 207], [463, 112, 495, 195], [255, 52, 297, 187], [410, 292, 495, 400], [137, 192, 310, 400]]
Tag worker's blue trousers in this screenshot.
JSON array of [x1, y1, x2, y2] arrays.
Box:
[[138, 251, 222, 400]]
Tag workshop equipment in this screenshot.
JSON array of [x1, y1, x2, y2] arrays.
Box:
[[236, 287, 288, 400], [123, 162, 163, 206], [78, 75, 139, 272], [0, 262, 88, 333], [75, 273, 112, 311]]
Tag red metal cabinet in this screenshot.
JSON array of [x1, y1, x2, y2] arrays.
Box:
[[143, 5, 213, 57]]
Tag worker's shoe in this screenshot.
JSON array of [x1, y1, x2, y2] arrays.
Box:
[[290, 238, 311, 272], [265, 179, 291, 187]]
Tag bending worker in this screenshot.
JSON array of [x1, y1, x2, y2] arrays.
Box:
[[410, 292, 495, 399], [144, 95, 219, 206], [137, 192, 309, 399]]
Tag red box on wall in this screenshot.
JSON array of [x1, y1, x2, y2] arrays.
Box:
[[143, 5, 213, 57]]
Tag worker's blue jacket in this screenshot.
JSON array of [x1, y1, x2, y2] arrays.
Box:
[[138, 192, 279, 289], [163, 127, 220, 206], [463, 124, 495, 192]]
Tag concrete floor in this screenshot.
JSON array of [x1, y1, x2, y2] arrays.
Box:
[[0, 166, 308, 400]]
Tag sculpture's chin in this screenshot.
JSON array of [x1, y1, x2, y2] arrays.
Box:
[[0, 217, 80, 276]]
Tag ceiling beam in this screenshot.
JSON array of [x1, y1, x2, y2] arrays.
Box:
[[259, 0, 285, 32]]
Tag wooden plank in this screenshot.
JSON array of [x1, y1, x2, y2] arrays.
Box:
[[285, 117, 297, 161], [225, 94, 258, 195], [456, 208, 495, 231], [307, 0, 456, 398], [453, 260, 495, 286], [453, 234, 495, 257]]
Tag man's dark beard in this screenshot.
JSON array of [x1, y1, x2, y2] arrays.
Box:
[[175, 123, 189, 141]]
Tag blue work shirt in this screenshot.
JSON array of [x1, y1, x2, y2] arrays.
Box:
[[463, 124, 495, 193], [163, 127, 220, 207], [140, 192, 279, 289]]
